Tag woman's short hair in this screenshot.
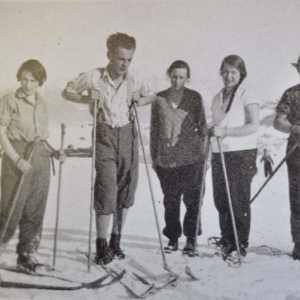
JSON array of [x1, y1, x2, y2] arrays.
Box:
[[16, 59, 47, 87], [166, 60, 190, 78], [219, 55, 247, 80], [107, 33, 136, 53]]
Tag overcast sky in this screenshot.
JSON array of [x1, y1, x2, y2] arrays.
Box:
[[0, 0, 300, 104]]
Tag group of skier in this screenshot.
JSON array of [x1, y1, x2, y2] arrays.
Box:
[[0, 32, 300, 273]]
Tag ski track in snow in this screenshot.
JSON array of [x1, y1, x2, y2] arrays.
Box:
[[1, 123, 300, 300]]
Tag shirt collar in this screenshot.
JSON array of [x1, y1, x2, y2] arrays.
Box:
[[218, 79, 247, 101], [16, 87, 43, 104], [102, 66, 131, 82]]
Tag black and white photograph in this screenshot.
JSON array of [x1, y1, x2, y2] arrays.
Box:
[[0, 0, 300, 299]]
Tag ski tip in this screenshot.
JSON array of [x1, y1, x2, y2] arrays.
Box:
[[185, 265, 200, 280]]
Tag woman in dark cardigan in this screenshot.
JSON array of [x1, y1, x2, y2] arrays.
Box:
[[150, 60, 207, 255]]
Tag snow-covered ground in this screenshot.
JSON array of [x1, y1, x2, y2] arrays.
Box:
[[1, 112, 300, 300]]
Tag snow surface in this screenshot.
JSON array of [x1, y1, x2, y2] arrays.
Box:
[[1, 117, 300, 300]]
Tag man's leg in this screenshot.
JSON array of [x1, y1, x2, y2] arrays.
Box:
[[287, 146, 300, 260], [112, 208, 129, 235], [108, 123, 138, 258], [94, 156, 118, 264]]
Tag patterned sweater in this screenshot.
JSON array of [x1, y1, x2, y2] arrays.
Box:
[[150, 87, 207, 168]]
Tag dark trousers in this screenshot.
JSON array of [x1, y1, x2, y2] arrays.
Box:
[[156, 162, 204, 241], [212, 149, 257, 247], [286, 141, 300, 245], [0, 140, 50, 255], [264, 161, 272, 177], [94, 122, 139, 215]]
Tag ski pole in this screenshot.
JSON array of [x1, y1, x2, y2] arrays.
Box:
[[0, 137, 41, 255], [88, 90, 98, 272], [217, 137, 242, 264], [132, 102, 175, 275], [250, 143, 299, 205], [192, 133, 211, 257], [52, 124, 66, 269]]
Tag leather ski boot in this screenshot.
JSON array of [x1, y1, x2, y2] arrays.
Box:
[[164, 239, 178, 253], [95, 238, 113, 265], [109, 234, 125, 259], [182, 237, 198, 256], [17, 254, 39, 274]]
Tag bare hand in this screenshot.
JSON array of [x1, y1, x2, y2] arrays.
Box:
[[211, 126, 226, 137], [53, 150, 66, 163], [132, 91, 141, 103], [58, 150, 66, 163], [17, 159, 31, 174]]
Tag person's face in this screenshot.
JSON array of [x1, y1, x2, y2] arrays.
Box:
[[170, 68, 189, 91], [221, 63, 241, 89], [108, 47, 135, 77], [20, 71, 40, 96]]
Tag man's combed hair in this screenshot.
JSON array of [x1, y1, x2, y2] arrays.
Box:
[[107, 33, 136, 53], [17, 59, 47, 87]]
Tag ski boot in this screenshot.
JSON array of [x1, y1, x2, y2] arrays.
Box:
[[164, 239, 178, 253], [17, 254, 39, 274], [95, 238, 113, 265], [182, 237, 198, 257], [109, 234, 125, 260]]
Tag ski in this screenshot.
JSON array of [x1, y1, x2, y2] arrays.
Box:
[[2, 265, 81, 283], [184, 265, 200, 280], [248, 245, 292, 257], [77, 249, 156, 299], [0, 270, 124, 290], [126, 257, 178, 289]]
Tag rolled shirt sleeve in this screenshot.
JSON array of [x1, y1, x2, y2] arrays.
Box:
[[0, 95, 15, 127], [132, 72, 155, 97], [65, 69, 95, 95], [243, 89, 260, 108]]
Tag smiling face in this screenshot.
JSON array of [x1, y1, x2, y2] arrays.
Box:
[[20, 71, 40, 96], [170, 68, 189, 91], [221, 63, 241, 89], [107, 47, 135, 78]]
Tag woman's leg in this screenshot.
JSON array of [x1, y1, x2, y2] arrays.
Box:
[[211, 153, 231, 243], [182, 163, 202, 239], [156, 166, 182, 242], [0, 142, 33, 247], [225, 149, 257, 249], [17, 144, 50, 258]]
